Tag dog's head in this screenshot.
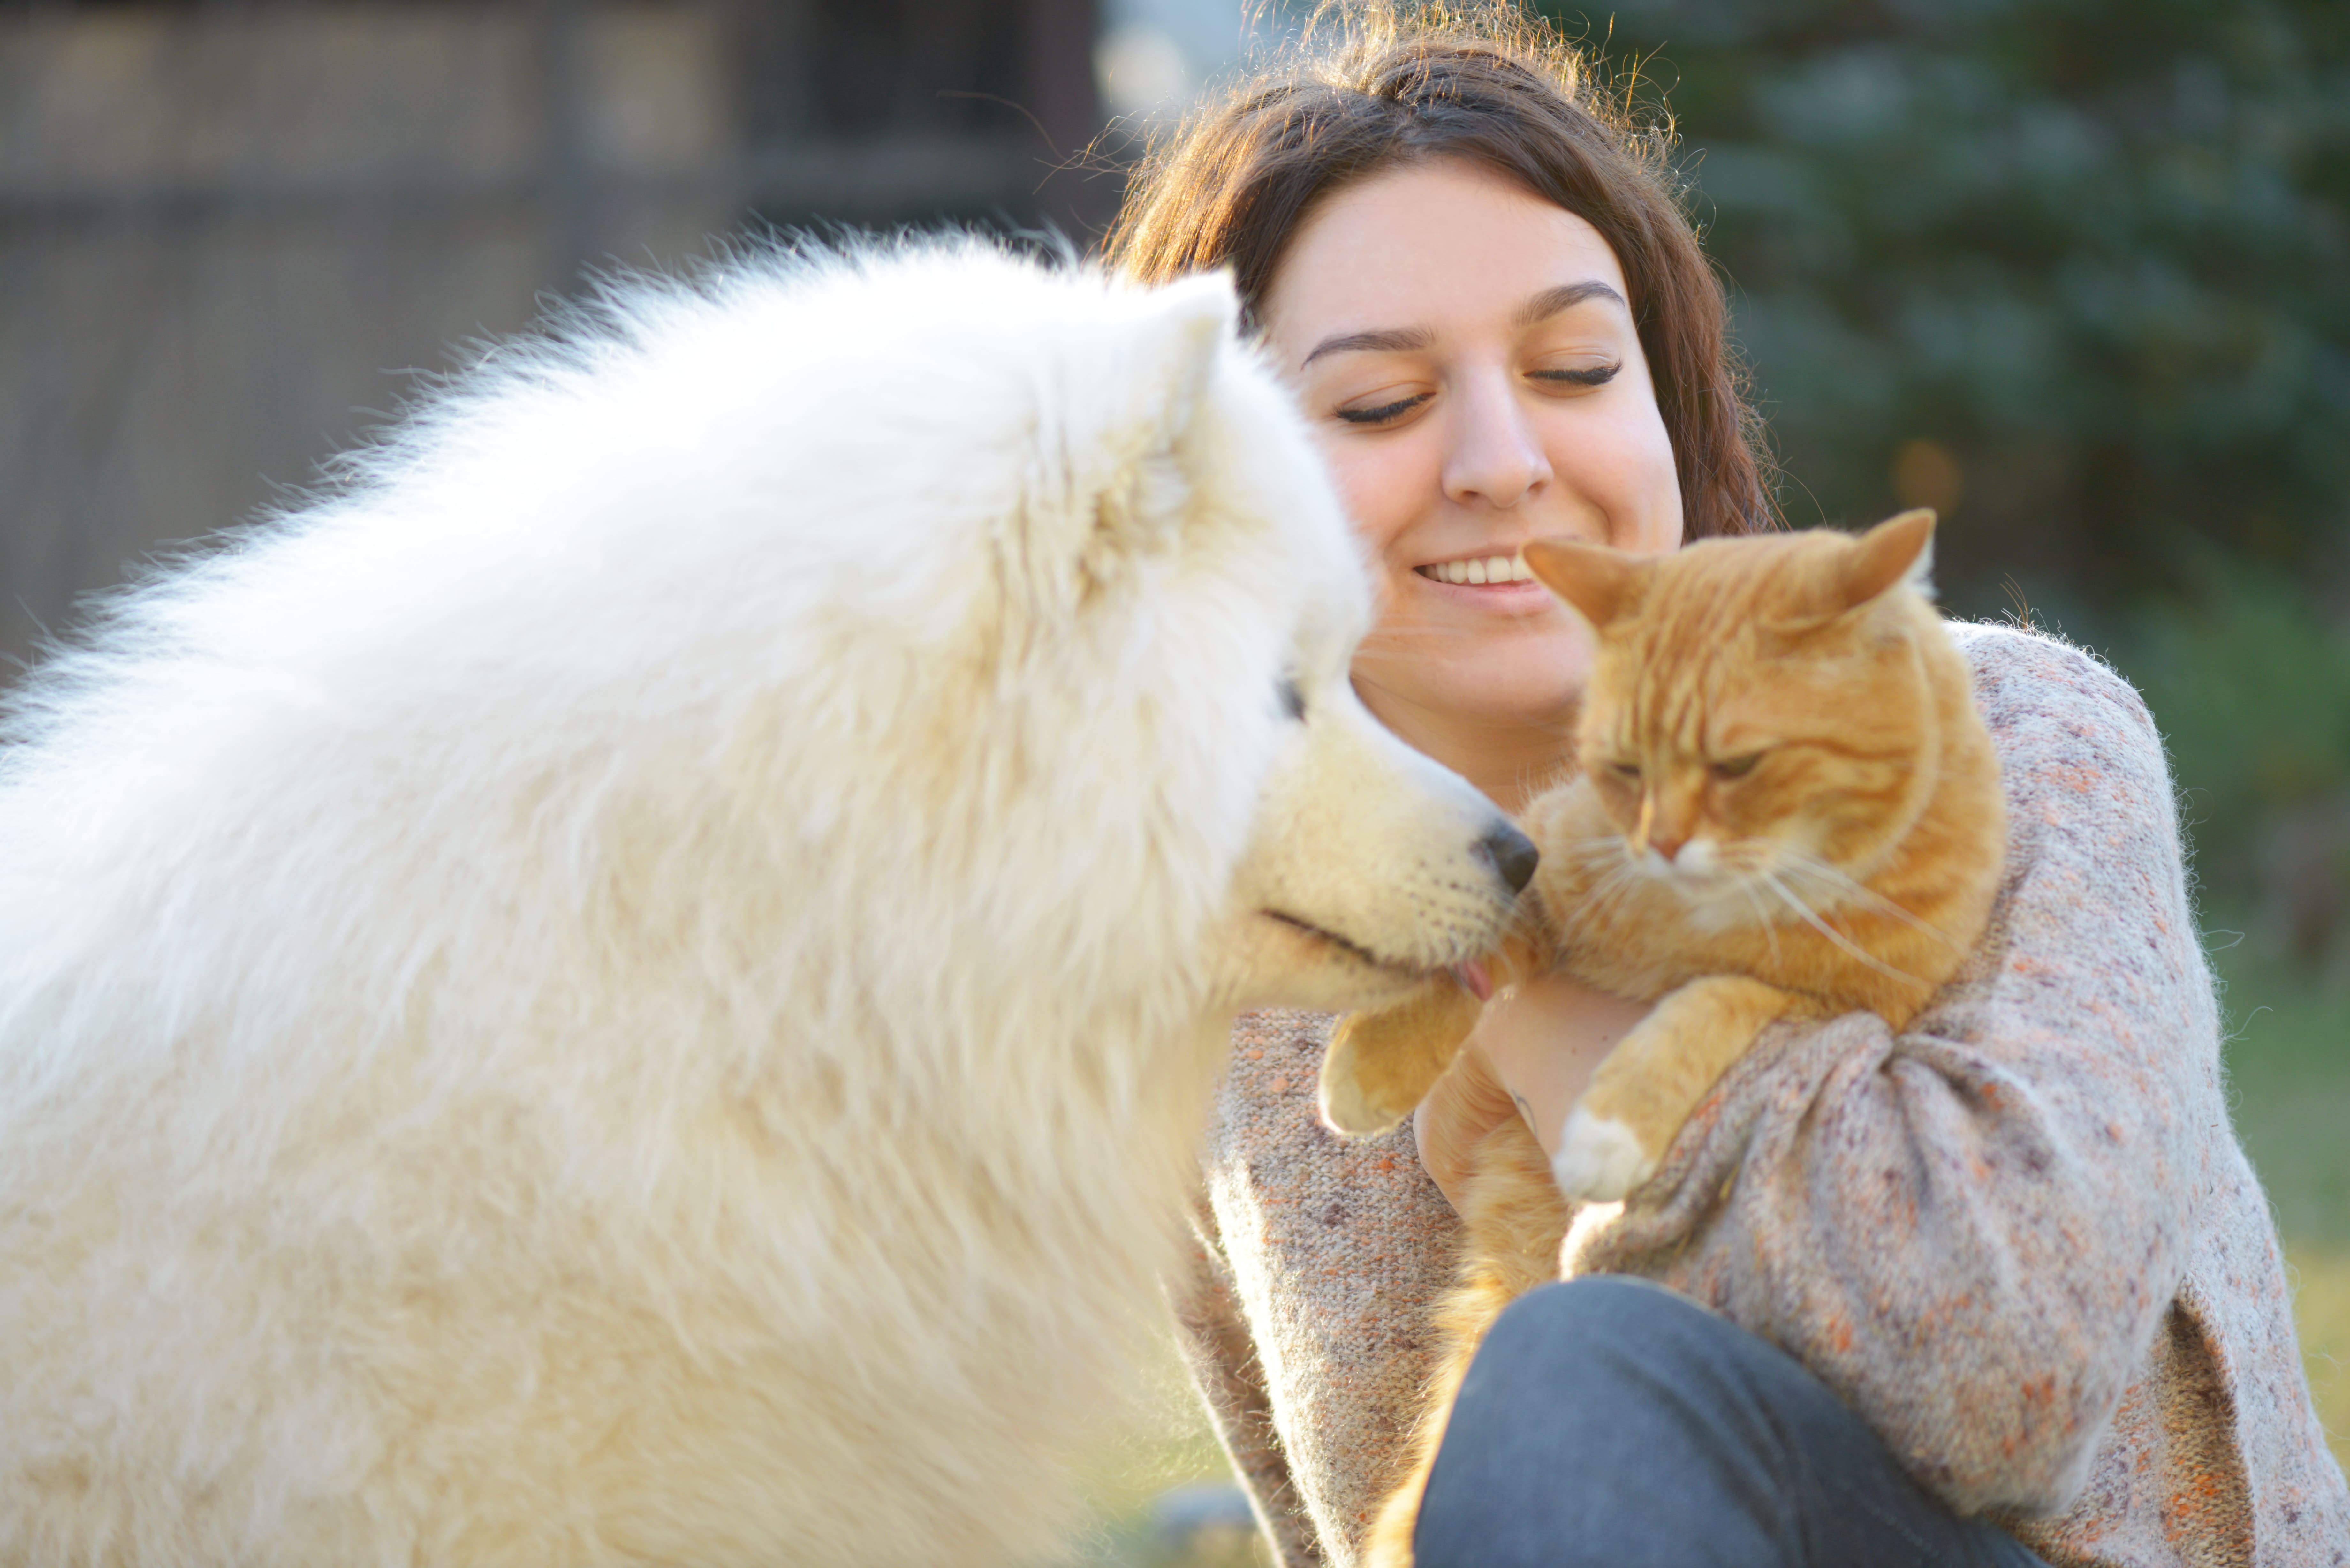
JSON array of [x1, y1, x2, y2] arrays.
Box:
[[953, 260, 1537, 1021], [574, 245, 1533, 1039]]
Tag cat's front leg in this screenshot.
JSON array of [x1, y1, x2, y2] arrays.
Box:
[[1552, 975, 1802, 1202], [1318, 978, 1486, 1135], [1320, 930, 1546, 1135]]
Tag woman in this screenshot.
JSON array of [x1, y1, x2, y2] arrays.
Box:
[[1104, 8, 2350, 1566]]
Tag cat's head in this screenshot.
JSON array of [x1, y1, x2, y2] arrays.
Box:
[[1523, 510, 1950, 912]]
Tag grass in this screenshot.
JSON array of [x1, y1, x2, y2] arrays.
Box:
[[2289, 1249, 2350, 1476], [2211, 933, 2350, 1472]]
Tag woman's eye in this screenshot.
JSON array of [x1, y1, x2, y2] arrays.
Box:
[[1710, 753, 1764, 780], [1529, 362, 1621, 391], [1333, 391, 1431, 426]]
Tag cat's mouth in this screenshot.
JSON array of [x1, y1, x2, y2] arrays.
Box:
[[1636, 838, 1723, 877]]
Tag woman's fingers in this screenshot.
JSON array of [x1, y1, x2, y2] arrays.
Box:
[[1472, 974, 1651, 1158]]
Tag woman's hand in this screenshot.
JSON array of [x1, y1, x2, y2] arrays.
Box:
[[1413, 972, 1650, 1212]]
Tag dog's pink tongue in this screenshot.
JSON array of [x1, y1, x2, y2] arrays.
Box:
[[1451, 960, 1494, 1002]]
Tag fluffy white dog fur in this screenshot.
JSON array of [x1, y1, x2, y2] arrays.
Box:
[[0, 243, 1524, 1565]]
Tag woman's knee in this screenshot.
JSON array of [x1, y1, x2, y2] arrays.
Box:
[[1419, 1279, 1804, 1564], [1464, 1276, 1784, 1415], [1479, 1274, 1718, 1352]]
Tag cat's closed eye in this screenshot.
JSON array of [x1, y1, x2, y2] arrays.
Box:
[[1603, 760, 1642, 784], [1710, 753, 1765, 781]]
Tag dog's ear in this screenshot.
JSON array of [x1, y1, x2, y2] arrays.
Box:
[[1122, 271, 1235, 461], [1086, 272, 1236, 556], [1009, 273, 1240, 614]]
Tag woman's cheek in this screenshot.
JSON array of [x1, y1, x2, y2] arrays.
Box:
[[1327, 441, 1426, 564], [1606, 396, 1686, 548], [1544, 405, 1683, 551]]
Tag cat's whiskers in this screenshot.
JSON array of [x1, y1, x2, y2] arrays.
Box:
[[1732, 877, 1786, 967], [1562, 838, 1648, 921], [1758, 870, 1929, 987], [1561, 834, 1635, 875], [1579, 858, 1646, 918], [1773, 849, 1966, 950]]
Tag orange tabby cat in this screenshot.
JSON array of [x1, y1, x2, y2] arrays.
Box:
[[1318, 510, 2007, 1568]]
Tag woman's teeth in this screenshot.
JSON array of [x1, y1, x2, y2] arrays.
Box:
[[1421, 554, 1534, 586]]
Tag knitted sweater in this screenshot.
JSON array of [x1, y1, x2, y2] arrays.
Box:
[[1174, 625, 2350, 1568]]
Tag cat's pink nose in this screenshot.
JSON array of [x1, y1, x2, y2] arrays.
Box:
[[1646, 830, 1688, 863]]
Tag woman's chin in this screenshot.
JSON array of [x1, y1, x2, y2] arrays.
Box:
[[1358, 602, 1589, 718], [1353, 652, 1588, 741]]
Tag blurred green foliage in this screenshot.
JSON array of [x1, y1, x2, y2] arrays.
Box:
[[2114, 564, 2350, 904], [1559, 0, 2350, 606]]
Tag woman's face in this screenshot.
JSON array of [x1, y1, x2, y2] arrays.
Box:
[[1259, 158, 1685, 748]]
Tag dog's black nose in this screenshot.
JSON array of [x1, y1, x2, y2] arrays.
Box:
[[1480, 821, 1540, 895]]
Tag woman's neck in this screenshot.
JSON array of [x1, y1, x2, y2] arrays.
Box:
[[1352, 679, 1577, 818]]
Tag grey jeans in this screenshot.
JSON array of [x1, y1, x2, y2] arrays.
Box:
[[1415, 1277, 2054, 1568]]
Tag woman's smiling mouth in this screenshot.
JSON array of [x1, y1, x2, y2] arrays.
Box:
[[1416, 553, 1539, 586]]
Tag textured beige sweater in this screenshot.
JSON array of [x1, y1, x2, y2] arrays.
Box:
[[1175, 625, 2350, 1568]]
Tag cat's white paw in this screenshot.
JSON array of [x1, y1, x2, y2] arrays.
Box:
[[1552, 1110, 1656, 1202]]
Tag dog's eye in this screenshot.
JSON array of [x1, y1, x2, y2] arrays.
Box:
[[1277, 676, 1307, 723]]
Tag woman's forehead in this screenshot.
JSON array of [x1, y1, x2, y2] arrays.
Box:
[[1259, 159, 1633, 360]]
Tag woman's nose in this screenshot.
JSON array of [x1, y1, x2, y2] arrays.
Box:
[[1440, 373, 1552, 509]]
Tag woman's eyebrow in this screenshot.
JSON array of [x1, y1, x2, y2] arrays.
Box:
[[1513, 280, 1628, 326], [1296, 283, 1628, 369], [1299, 325, 1435, 368]]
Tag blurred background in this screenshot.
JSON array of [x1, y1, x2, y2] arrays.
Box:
[[1, 0, 2342, 1558]]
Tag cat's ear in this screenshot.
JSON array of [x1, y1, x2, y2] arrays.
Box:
[[1835, 509, 1937, 610], [1523, 537, 1650, 630]]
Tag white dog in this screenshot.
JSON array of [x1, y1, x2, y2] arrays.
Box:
[[0, 243, 1531, 1566]]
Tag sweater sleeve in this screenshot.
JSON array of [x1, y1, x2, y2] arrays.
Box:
[[1169, 1198, 1327, 1568], [1570, 624, 2223, 1518], [1182, 1010, 1467, 1564]]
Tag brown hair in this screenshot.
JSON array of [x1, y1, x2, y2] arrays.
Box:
[[1101, 3, 1775, 539]]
